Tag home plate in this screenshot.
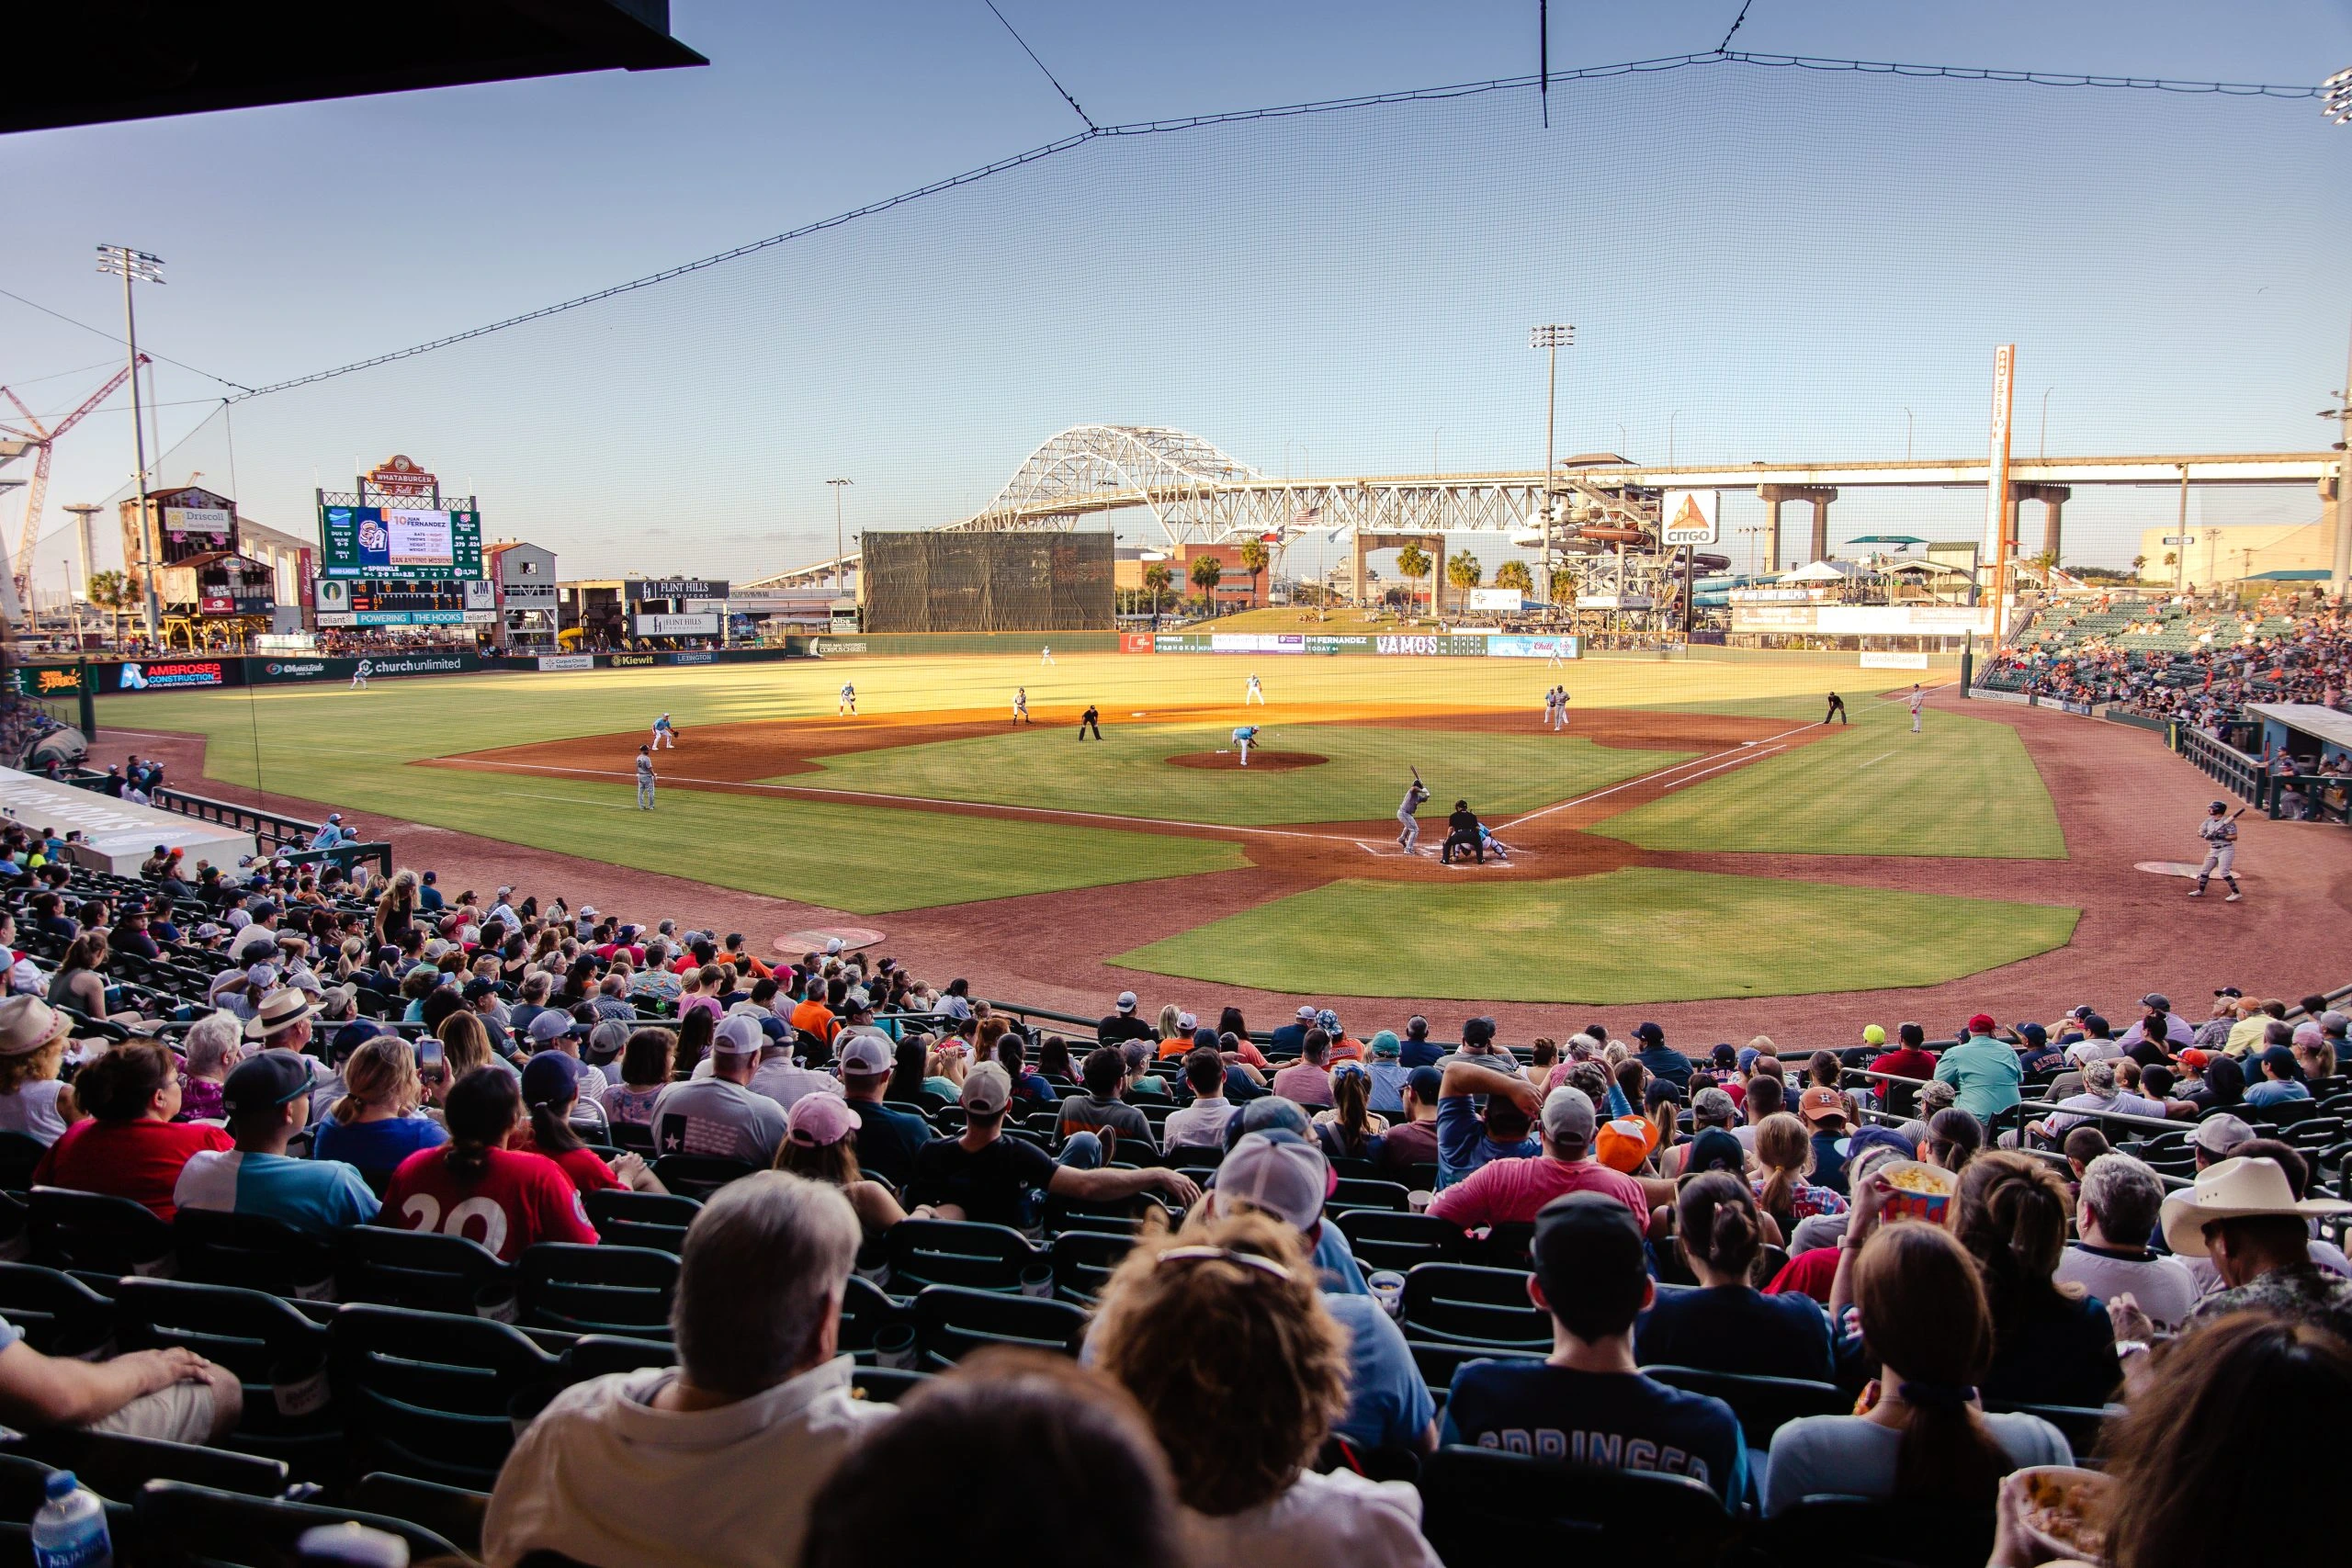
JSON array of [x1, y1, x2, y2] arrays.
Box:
[[2135, 862, 2211, 879], [774, 926, 886, 955]]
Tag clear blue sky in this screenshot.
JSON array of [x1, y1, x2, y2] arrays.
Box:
[[5, 1, 2349, 586]]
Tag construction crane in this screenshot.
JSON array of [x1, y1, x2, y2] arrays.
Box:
[[0, 356, 145, 623]]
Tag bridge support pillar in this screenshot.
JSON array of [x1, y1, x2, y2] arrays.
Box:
[[1756, 485, 1839, 567], [2012, 483, 2071, 566], [1353, 531, 1444, 614]]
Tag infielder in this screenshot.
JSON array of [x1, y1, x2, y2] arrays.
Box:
[[1040, 645, 1055, 666], [1396, 771, 1430, 854], [635, 745, 657, 810], [1908, 684, 1925, 735], [839, 682, 857, 716], [1231, 725, 1260, 766], [651, 712, 676, 750], [1012, 686, 1031, 724], [1245, 672, 1265, 705], [350, 660, 369, 691], [1547, 641, 1567, 668], [2190, 800, 2244, 901]]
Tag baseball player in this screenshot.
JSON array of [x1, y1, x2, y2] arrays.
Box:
[[1540, 687, 1556, 729], [1476, 824, 1515, 863], [1547, 640, 1567, 668], [839, 682, 857, 716], [1822, 692, 1849, 726], [635, 745, 657, 810], [1907, 683, 1926, 734], [1231, 724, 1260, 766], [1078, 703, 1102, 741], [1245, 672, 1265, 705], [2190, 800, 2244, 901], [350, 660, 369, 691], [1040, 644, 1055, 666], [1012, 686, 1031, 724], [651, 712, 676, 750], [1396, 771, 1430, 854]]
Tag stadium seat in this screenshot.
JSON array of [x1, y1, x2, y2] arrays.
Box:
[[351, 1472, 491, 1557], [13, 1428, 287, 1503], [650, 1154, 758, 1200], [581, 1188, 699, 1253], [173, 1210, 336, 1300], [885, 1220, 1048, 1295], [910, 1283, 1087, 1369], [1040, 1190, 1169, 1236], [1461, 1222, 1533, 1270], [0, 1262, 113, 1357], [329, 1303, 561, 1490], [561, 1333, 676, 1383], [1048, 1228, 1137, 1303], [1754, 1497, 1996, 1568], [109, 1278, 339, 1474], [1419, 1446, 1739, 1567], [838, 1273, 908, 1362], [334, 1224, 514, 1317], [1984, 1400, 2119, 1461], [134, 1479, 466, 1568], [1335, 1210, 1461, 1272], [516, 1243, 677, 1337], [1167, 1142, 1225, 1172], [1399, 1263, 1549, 1350], [27, 1186, 173, 1276], [0, 1133, 46, 1193], [606, 1120, 656, 1156], [1327, 1178, 1413, 1214], [1408, 1338, 1538, 1399], [850, 1367, 931, 1404], [0, 1451, 135, 1551], [1643, 1365, 1848, 1448]]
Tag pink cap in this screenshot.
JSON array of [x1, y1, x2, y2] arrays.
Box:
[[786, 1090, 860, 1147]]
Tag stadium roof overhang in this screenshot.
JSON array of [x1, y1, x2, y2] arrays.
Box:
[[4, 0, 706, 135]]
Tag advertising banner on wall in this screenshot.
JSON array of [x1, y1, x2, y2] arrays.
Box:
[[1487, 635, 1582, 660], [626, 579, 729, 602], [1859, 651, 1933, 670], [113, 659, 229, 690], [537, 654, 595, 671], [634, 613, 720, 637]]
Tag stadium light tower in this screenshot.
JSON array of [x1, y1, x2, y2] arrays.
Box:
[[2325, 65, 2351, 125], [826, 477, 854, 594], [96, 244, 164, 641], [1529, 323, 1573, 606]]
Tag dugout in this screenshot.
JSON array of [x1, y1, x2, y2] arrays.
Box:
[[861, 530, 1113, 634]]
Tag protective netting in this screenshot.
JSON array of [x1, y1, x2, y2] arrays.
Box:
[[861, 530, 1113, 633], [47, 57, 2350, 585]]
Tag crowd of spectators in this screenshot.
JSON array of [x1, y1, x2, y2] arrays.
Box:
[[0, 841, 2344, 1568]]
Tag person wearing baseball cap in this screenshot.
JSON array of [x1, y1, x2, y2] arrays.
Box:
[[1428, 1084, 1649, 1230], [1439, 1192, 1747, 1506], [1795, 1087, 1853, 1194], [175, 1052, 379, 1235], [1198, 1131, 1438, 1454], [833, 1032, 928, 1188], [902, 1062, 1197, 1231], [772, 1091, 910, 1236], [1631, 1021, 1690, 1094], [1268, 1005, 1317, 1058], [1930, 1013, 2022, 1122], [1097, 990, 1155, 1047], [2245, 1045, 2314, 1109], [648, 1013, 790, 1166], [525, 1010, 610, 1115]]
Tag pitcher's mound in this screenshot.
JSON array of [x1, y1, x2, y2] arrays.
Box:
[[1165, 750, 1327, 773]]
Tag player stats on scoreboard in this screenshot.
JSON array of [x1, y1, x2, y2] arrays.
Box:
[[318, 504, 485, 580]]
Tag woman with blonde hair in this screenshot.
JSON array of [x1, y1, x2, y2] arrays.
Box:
[[1156, 1003, 1183, 1043], [1092, 1209, 1438, 1565], [0, 997, 78, 1145], [1753, 1111, 1846, 1235], [372, 870, 419, 946], [312, 1033, 447, 1180], [175, 1010, 243, 1122], [47, 931, 129, 1022]]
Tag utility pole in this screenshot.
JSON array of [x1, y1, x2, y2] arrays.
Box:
[[2333, 316, 2352, 600], [1529, 324, 1573, 613], [826, 477, 854, 597], [96, 245, 164, 642]]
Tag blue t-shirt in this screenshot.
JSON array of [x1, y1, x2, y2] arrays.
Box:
[[1312, 1221, 1368, 1298], [1399, 1036, 1444, 1070], [1367, 1062, 1411, 1116], [1634, 1284, 1837, 1383], [1327, 1292, 1436, 1451], [2245, 1078, 2312, 1107], [311, 1112, 450, 1177], [1436, 1095, 1539, 1190], [174, 1149, 379, 1234], [1441, 1361, 1747, 1509]]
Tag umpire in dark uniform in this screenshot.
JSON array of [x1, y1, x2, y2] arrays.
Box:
[[1078, 704, 1102, 740], [1441, 799, 1485, 864]]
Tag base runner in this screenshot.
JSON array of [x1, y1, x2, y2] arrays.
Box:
[[1396, 770, 1430, 854], [2189, 800, 2244, 901], [1231, 725, 1260, 766]]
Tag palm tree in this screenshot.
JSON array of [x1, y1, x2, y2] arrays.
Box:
[[1143, 562, 1173, 621], [1394, 544, 1431, 617], [1189, 554, 1224, 612], [1446, 550, 1482, 615], [2130, 554, 2147, 581], [1238, 538, 1270, 606], [86, 570, 130, 646], [1493, 559, 1534, 596]]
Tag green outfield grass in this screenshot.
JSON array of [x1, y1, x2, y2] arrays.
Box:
[[1115, 866, 2081, 1003], [787, 722, 1692, 826], [1595, 704, 2065, 859]]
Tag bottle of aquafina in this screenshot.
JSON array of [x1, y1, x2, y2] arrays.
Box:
[[29, 1471, 110, 1568]]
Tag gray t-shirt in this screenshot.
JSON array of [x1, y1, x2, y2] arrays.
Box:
[[1763, 1412, 2071, 1517], [648, 1077, 788, 1165]]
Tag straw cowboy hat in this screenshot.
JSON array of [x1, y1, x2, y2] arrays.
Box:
[[243, 987, 320, 1041], [0, 997, 72, 1058], [2159, 1155, 2352, 1258]]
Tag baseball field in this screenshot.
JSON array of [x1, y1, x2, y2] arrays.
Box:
[[91, 646, 2101, 1010]]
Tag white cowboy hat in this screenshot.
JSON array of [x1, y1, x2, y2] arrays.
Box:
[[0, 997, 72, 1058], [2158, 1156, 2352, 1258]]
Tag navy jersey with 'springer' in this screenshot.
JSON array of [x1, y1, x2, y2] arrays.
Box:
[[1439, 1360, 1748, 1507]]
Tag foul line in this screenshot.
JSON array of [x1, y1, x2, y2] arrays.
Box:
[[1854, 750, 1898, 771], [1498, 720, 1818, 829]]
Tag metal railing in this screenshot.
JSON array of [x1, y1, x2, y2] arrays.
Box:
[[2178, 726, 2266, 805], [59, 770, 392, 876]]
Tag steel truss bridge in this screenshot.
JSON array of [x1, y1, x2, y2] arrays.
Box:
[[741, 423, 2341, 590]]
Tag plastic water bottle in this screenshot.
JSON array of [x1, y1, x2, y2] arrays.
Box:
[[29, 1471, 110, 1568]]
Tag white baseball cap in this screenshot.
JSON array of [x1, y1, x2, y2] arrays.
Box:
[[1213, 1133, 1328, 1234], [961, 1063, 1012, 1115], [1116, 991, 1137, 1012], [712, 1015, 763, 1055]]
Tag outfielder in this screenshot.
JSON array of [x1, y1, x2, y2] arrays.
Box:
[[1907, 684, 1925, 735], [1245, 672, 1265, 705], [2190, 800, 2244, 901], [839, 682, 857, 716], [1231, 725, 1260, 766], [1396, 771, 1430, 854], [651, 712, 676, 750], [1040, 645, 1055, 666], [350, 660, 369, 691], [635, 745, 657, 810], [1012, 686, 1031, 724], [1547, 640, 1567, 668]]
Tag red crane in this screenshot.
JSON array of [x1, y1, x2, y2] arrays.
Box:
[[0, 355, 147, 618]]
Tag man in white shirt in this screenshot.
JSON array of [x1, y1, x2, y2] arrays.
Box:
[[485, 887, 521, 936], [748, 1027, 842, 1113], [650, 1016, 789, 1164], [2053, 1153, 2199, 1330], [1162, 1049, 1234, 1150], [483, 1174, 889, 1568]]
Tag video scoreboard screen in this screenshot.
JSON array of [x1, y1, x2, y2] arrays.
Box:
[[318, 504, 484, 580]]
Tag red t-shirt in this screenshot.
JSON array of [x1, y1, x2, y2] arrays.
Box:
[[380, 1145, 599, 1261], [1870, 1047, 1939, 1084], [514, 1134, 628, 1198], [33, 1118, 233, 1220], [1766, 1246, 1842, 1304]]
